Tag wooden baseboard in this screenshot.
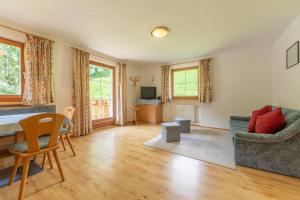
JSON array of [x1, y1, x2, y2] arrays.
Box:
[[92, 118, 115, 129], [191, 123, 229, 131]]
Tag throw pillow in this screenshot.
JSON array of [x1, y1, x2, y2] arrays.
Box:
[[255, 108, 286, 134], [247, 105, 272, 132]]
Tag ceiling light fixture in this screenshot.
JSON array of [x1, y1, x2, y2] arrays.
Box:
[[151, 26, 169, 38]]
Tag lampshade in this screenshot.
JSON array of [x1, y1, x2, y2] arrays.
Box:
[[151, 27, 169, 38]]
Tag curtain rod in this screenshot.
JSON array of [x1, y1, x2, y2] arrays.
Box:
[[71, 46, 119, 63], [0, 23, 55, 43], [0, 24, 27, 34], [168, 57, 213, 66]]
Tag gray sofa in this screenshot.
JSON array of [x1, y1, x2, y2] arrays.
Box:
[[230, 107, 300, 178]]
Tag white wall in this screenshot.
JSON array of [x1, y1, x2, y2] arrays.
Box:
[[198, 46, 273, 129], [124, 62, 165, 122], [139, 64, 162, 97], [125, 63, 141, 122], [272, 14, 300, 109], [52, 40, 73, 112], [140, 46, 273, 129]]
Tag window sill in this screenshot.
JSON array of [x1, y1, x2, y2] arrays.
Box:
[[172, 97, 199, 100], [0, 102, 29, 107]]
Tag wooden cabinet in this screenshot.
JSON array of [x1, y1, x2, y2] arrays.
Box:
[[136, 104, 162, 124]]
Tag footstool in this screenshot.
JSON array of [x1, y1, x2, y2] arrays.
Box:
[[161, 122, 181, 142], [174, 117, 191, 133]]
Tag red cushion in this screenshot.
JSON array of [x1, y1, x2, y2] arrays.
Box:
[[255, 108, 286, 134], [247, 105, 272, 132]]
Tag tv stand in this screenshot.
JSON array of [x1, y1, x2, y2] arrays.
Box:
[[136, 99, 162, 124]]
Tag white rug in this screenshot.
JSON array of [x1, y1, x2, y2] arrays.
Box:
[[144, 127, 236, 169]]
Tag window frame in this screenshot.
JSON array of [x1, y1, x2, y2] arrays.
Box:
[[89, 60, 116, 128], [0, 37, 25, 103], [171, 66, 199, 100]]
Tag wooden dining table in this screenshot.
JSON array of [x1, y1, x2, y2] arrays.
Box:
[[0, 112, 71, 137]]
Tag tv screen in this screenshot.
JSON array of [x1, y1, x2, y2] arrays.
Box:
[[141, 87, 156, 99]]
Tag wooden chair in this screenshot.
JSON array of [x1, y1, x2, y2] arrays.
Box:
[[9, 113, 65, 200], [59, 106, 76, 156]]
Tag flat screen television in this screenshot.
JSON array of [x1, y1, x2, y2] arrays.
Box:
[[141, 87, 156, 99]]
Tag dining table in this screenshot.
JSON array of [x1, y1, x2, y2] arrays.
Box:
[[0, 112, 71, 138]]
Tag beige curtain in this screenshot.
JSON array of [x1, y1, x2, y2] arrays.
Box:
[[72, 48, 92, 136], [116, 63, 127, 126], [199, 58, 213, 103], [23, 34, 54, 104], [161, 65, 170, 103]]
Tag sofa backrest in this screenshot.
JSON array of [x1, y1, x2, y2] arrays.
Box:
[[0, 104, 56, 116], [273, 106, 300, 128]]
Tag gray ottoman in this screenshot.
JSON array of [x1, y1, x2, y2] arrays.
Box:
[[174, 117, 191, 133], [161, 122, 181, 142]]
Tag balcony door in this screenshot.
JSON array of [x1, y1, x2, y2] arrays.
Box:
[[89, 61, 115, 128]]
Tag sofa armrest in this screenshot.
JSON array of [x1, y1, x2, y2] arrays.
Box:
[[235, 118, 300, 143], [235, 131, 277, 143], [230, 116, 250, 121]]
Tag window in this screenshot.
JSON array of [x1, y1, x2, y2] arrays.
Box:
[[89, 61, 115, 126], [172, 67, 199, 99], [0, 37, 24, 102]]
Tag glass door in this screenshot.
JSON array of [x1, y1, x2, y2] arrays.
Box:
[[89, 61, 115, 127]]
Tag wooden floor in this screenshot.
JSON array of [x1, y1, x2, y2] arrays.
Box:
[[0, 124, 300, 200]]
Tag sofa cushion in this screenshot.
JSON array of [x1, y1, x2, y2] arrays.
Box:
[[248, 105, 272, 132], [9, 136, 50, 153], [255, 108, 286, 134]]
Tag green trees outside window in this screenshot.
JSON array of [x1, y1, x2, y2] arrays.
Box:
[[172, 67, 199, 98], [0, 41, 22, 96]]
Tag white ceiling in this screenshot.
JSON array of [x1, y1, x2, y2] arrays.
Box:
[[0, 0, 300, 63]]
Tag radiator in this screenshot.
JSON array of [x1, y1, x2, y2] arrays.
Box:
[[175, 104, 195, 122]]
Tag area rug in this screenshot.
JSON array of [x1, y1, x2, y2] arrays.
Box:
[[0, 161, 43, 188], [144, 127, 236, 169]]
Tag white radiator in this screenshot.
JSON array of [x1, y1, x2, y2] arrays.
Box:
[[175, 104, 195, 122]]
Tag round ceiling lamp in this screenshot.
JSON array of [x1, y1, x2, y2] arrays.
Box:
[[151, 26, 169, 38]]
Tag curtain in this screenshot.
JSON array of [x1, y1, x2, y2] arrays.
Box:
[[161, 65, 170, 103], [199, 58, 213, 103], [23, 34, 54, 104], [116, 63, 127, 126], [72, 48, 92, 136]]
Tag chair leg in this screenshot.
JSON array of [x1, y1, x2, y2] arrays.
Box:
[[42, 153, 46, 169], [52, 150, 65, 182], [9, 155, 22, 185], [18, 158, 30, 200], [65, 134, 76, 156], [60, 135, 66, 151], [47, 152, 53, 169]]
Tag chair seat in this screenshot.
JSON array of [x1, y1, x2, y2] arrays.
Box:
[[9, 136, 50, 153], [59, 127, 69, 135]]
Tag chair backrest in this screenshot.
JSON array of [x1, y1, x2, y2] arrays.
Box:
[[19, 113, 65, 153], [63, 106, 75, 121]]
